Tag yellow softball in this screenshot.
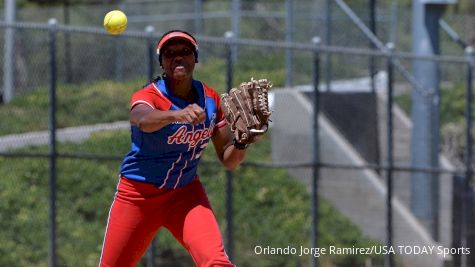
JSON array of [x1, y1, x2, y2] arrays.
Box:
[[103, 10, 127, 35]]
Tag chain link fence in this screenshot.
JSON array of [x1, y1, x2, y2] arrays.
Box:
[[1, 1, 475, 267]]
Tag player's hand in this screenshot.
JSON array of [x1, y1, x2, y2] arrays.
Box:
[[175, 104, 206, 125]]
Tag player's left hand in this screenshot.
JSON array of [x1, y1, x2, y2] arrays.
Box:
[[220, 78, 272, 144]]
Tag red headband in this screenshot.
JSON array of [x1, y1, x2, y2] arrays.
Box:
[[156, 32, 198, 55]]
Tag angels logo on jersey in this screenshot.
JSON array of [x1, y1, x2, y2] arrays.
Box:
[[167, 113, 216, 148]]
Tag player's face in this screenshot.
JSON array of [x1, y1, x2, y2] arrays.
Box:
[[161, 40, 196, 81]]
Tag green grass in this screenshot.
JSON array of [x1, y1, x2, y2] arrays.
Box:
[[0, 79, 143, 135], [0, 129, 384, 267], [0, 65, 385, 266]]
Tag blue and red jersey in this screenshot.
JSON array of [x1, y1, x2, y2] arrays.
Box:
[[120, 79, 227, 189]]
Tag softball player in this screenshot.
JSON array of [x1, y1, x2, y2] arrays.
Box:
[[99, 30, 247, 267]]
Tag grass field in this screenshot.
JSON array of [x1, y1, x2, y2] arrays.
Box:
[[0, 77, 385, 266]]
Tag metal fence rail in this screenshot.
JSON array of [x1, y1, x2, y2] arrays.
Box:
[[0, 11, 474, 267]]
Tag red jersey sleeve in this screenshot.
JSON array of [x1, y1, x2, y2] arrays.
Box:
[[130, 83, 171, 111], [214, 95, 227, 128], [203, 82, 227, 128]]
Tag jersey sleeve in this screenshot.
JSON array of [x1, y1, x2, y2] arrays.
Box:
[[130, 84, 171, 111], [215, 95, 227, 128], [203, 82, 227, 129]]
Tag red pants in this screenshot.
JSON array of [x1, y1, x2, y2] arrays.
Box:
[[99, 177, 234, 267]]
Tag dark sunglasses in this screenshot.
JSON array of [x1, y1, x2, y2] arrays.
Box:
[[162, 48, 194, 59]]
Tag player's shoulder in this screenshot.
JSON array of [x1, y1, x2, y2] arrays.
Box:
[[133, 82, 164, 98], [130, 81, 171, 110], [136, 82, 157, 93], [200, 81, 221, 99]]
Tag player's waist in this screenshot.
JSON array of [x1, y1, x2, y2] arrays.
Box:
[[115, 175, 200, 204], [120, 167, 198, 188]]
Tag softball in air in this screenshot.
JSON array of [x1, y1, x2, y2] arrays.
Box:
[[103, 10, 128, 35]]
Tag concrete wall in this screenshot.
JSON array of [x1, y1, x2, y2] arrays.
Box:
[[376, 90, 454, 249], [271, 89, 450, 267]]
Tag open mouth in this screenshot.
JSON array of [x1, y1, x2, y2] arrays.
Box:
[[174, 65, 186, 71]]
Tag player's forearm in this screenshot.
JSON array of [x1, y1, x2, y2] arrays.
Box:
[[135, 110, 177, 133], [221, 145, 246, 171]]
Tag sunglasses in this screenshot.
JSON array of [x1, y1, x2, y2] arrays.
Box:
[[162, 48, 194, 59]]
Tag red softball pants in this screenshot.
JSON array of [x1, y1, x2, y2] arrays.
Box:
[[99, 177, 234, 267]]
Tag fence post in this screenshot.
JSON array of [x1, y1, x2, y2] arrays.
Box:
[[324, 0, 332, 91], [194, 0, 203, 35], [48, 18, 58, 267], [462, 45, 474, 267], [385, 42, 395, 267], [63, 0, 72, 83], [145, 25, 157, 267], [3, 0, 16, 103], [411, 2, 444, 238], [369, 0, 377, 92], [231, 0, 240, 63], [146, 26, 156, 81], [115, 33, 124, 81], [224, 31, 235, 262], [311, 36, 321, 267], [452, 174, 465, 267]]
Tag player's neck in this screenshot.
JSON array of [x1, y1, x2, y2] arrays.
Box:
[[166, 78, 196, 102]]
